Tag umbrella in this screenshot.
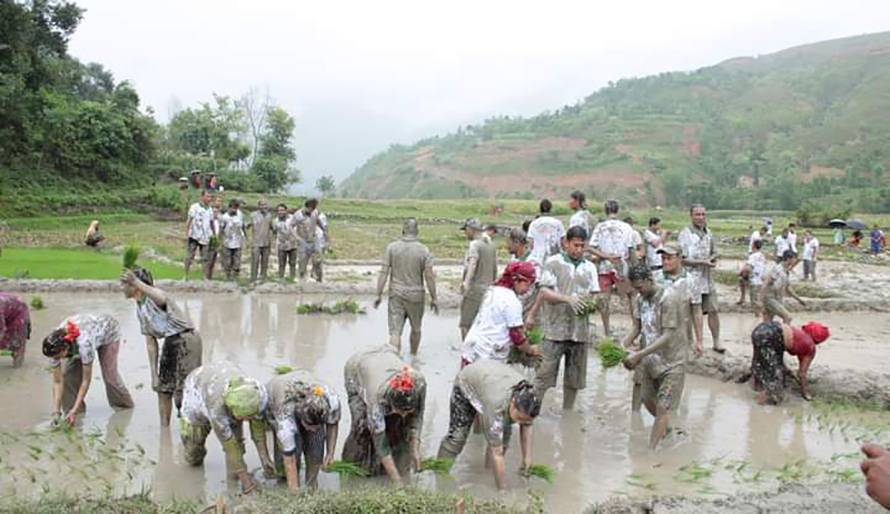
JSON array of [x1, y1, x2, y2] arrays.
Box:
[[828, 219, 847, 228], [846, 219, 869, 231]]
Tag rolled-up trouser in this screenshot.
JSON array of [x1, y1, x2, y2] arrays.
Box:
[[61, 341, 134, 414], [533, 339, 588, 404], [278, 249, 297, 278], [388, 296, 425, 339], [180, 418, 212, 466], [272, 421, 326, 480], [220, 247, 242, 278], [459, 294, 484, 333], [250, 246, 271, 282], [157, 331, 203, 410], [751, 321, 787, 404], [641, 363, 686, 412], [438, 385, 512, 459]]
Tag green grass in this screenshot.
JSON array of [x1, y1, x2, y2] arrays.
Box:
[[0, 247, 191, 280]]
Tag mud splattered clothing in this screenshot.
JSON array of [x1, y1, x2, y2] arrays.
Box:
[[528, 216, 565, 264], [342, 346, 426, 476], [292, 209, 321, 279], [569, 209, 596, 236], [273, 215, 298, 278], [0, 294, 30, 362], [439, 361, 529, 458], [590, 217, 635, 277], [219, 211, 245, 278], [639, 278, 691, 412], [187, 202, 214, 245], [382, 236, 435, 338], [250, 210, 274, 281], [136, 296, 202, 407], [750, 322, 787, 404], [678, 225, 717, 312], [631, 291, 662, 385], [763, 265, 791, 321], [460, 237, 498, 331], [461, 286, 524, 365]]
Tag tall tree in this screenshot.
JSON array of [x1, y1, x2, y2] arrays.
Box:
[[238, 86, 270, 168], [253, 106, 299, 193], [316, 175, 335, 197]]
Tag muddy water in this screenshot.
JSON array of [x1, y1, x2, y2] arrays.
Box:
[[0, 293, 882, 510]]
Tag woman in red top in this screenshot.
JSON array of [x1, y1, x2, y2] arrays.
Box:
[[750, 321, 830, 403]]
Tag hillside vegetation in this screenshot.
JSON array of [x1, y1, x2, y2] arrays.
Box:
[[339, 32, 890, 213]]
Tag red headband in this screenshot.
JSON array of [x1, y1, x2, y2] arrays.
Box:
[[389, 367, 414, 392], [495, 261, 536, 289], [64, 319, 80, 342]]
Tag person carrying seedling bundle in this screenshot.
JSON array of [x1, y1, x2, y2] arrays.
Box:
[[180, 361, 274, 493], [461, 261, 540, 367], [266, 369, 340, 492], [528, 225, 600, 411], [621, 262, 664, 413], [120, 267, 203, 426], [42, 315, 134, 426], [341, 345, 426, 484], [748, 321, 830, 404], [0, 293, 30, 368], [437, 360, 540, 490]]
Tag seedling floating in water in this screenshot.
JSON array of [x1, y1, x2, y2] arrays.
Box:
[[527, 463, 554, 483], [30, 296, 45, 310], [324, 460, 368, 476], [296, 299, 366, 315], [122, 245, 140, 269], [420, 458, 454, 475], [596, 338, 627, 369]]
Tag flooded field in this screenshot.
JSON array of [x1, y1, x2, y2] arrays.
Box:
[[0, 293, 885, 511]]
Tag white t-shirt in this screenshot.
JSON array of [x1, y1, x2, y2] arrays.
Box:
[[569, 210, 594, 235], [643, 228, 663, 267], [461, 286, 524, 365], [802, 237, 819, 261], [788, 232, 798, 253], [748, 230, 763, 254], [316, 213, 328, 249], [528, 216, 565, 264], [590, 218, 634, 275], [747, 252, 767, 286], [188, 203, 214, 244], [775, 236, 790, 257]]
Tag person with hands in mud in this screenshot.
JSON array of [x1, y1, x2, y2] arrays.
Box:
[[121, 267, 203, 426], [861, 443, 890, 509], [42, 315, 134, 426], [748, 321, 830, 404], [266, 369, 341, 492], [341, 345, 426, 485], [437, 360, 540, 490], [621, 262, 664, 413], [180, 362, 274, 493]]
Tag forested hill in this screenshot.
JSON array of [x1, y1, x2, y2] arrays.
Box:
[[339, 32, 890, 213]]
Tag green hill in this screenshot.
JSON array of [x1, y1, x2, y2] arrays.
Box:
[[339, 32, 890, 212]]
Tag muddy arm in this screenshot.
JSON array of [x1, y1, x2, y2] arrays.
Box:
[[424, 265, 438, 312], [519, 424, 533, 473], [622, 317, 642, 349], [489, 444, 509, 489]]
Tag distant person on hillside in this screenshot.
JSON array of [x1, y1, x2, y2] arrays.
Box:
[[249, 200, 274, 283], [760, 249, 806, 324], [850, 230, 863, 247], [678, 204, 723, 353], [871, 225, 885, 255], [190, 170, 202, 189], [0, 293, 30, 368], [568, 190, 596, 235], [527, 199, 565, 264], [802, 230, 820, 281], [459, 217, 498, 340], [272, 203, 298, 280], [185, 190, 214, 281], [643, 217, 664, 283], [590, 199, 636, 337], [84, 220, 105, 248], [218, 199, 246, 280]]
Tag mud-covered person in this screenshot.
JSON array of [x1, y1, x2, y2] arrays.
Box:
[[0, 293, 31, 368], [437, 360, 540, 489], [748, 321, 829, 403], [505, 229, 541, 325], [589, 199, 636, 337], [120, 267, 203, 426], [341, 345, 426, 484], [459, 217, 498, 340], [185, 189, 214, 280], [643, 217, 665, 284], [272, 203, 298, 280], [620, 263, 663, 413], [180, 361, 274, 493], [218, 199, 247, 280], [760, 249, 806, 324], [42, 315, 134, 426], [249, 199, 274, 283], [266, 369, 340, 492], [528, 226, 600, 411], [678, 204, 724, 353], [739, 239, 767, 309], [623, 249, 694, 449], [527, 198, 565, 264], [291, 198, 322, 281], [205, 193, 223, 280], [374, 218, 438, 354]]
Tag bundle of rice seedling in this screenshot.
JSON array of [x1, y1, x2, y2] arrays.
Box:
[[420, 458, 454, 475], [296, 303, 316, 315], [122, 245, 140, 269], [208, 236, 219, 250], [274, 365, 294, 376], [527, 326, 543, 345], [30, 296, 45, 310], [575, 297, 597, 317], [331, 299, 364, 314], [0, 350, 11, 357], [596, 338, 627, 369], [324, 461, 368, 477], [527, 464, 554, 483]]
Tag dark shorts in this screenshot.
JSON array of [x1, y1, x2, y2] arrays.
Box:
[[158, 331, 203, 405]]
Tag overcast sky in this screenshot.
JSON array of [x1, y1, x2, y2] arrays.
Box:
[[69, 0, 889, 191]]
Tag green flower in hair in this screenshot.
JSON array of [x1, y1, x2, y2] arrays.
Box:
[[223, 377, 262, 417]]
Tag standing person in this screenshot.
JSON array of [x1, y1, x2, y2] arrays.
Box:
[[678, 204, 723, 353], [506, 230, 541, 325], [180, 361, 274, 493], [764, 217, 773, 237], [739, 239, 767, 308], [620, 263, 663, 413], [774, 228, 791, 260], [206, 194, 223, 280], [749, 226, 767, 254], [624, 216, 644, 261], [292, 199, 322, 281], [374, 218, 439, 354], [527, 199, 565, 264], [266, 369, 340, 492], [801, 230, 820, 281], [84, 220, 105, 248], [787, 223, 798, 254], [833, 226, 845, 246], [120, 268, 203, 426], [185, 190, 214, 280], [0, 293, 30, 368], [568, 190, 596, 235], [529, 226, 600, 411], [314, 212, 329, 282], [643, 217, 664, 280], [218, 199, 246, 280], [249, 200, 274, 283], [341, 345, 426, 484], [41, 315, 134, 426], [590, 199, 636, 337], [461, 261, 540, 366], [749, 321, 830, 404], [437, 360, 540, 489], [272, 204, 298, 280], [871, 225, 885, 255], [761, 250, 806, 323], [459, 217, 498, 340]]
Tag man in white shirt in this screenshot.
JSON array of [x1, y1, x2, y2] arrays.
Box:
[[748, 226, 767, 254], [774, 229, 791, 259], [643, 217, 664, 270], [678, 204, 723, 353], [787, 223, 798, 254], [218, 199, 246, 280], [802, 230, 820, 281], [527, 199, 565, 264], [185, 190, 214, 281], [738, 239, 767, 308], [590, 199, 636, 337]]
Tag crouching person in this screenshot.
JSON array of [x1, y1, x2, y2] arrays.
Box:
[[267, 370, 340, 492], [342, 345, 426, 484], [180, 362, 275, 493], [0, 293, 31, 368], [437, 360, 540, 489]]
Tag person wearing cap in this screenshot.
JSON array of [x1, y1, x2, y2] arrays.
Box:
[[461, 261, 540, 366], [42, 315, 134, 427], [374, 218, 438, 354], [590, 199, 636, 337], [249, 199, 274, 283], [437, 360, 541, 489], [185, 190, 214, 280], [180, 361, 274, 493], [120, 267, 203, 426], [620, 262, 664, 413], [528, 225, 600, 411], [760, 249, 806, 324], [0, 293, 30, 368], [341, 345, 426, 483], [527, 199, 565, 264], [678, 204, 723, 353], [748, 321, 830, 403], [568, 190, 596, 235], [266, 369, 341, 492], [459, 217, 498, 340]]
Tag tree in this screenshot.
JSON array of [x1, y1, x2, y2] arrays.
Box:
[[253, 106, 299, 193], [238, 86, 270, 168], [316, 175, 335, 197]]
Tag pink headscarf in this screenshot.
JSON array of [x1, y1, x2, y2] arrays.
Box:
[[495, 261, 536, 289], [802, 322, 830, 344]]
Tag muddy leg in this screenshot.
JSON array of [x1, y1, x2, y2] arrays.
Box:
[[631, 383, 642, 412], [98, 342, 134, 410], [599, 287, 613, 337], [158, 393, 174, 426], [650, 408, 672, 449]]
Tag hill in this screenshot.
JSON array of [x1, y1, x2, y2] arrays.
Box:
[[339, 32, 890, 212]]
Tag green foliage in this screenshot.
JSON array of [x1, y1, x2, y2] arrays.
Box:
[[796, 200, 852, 228], [30, 296, 45, 310], [596, 338, 627, 369], [122, 245, 140, 269], [296, 299, 366, 315], [0, 247, 189, 280], [316, 175, 336, 196]]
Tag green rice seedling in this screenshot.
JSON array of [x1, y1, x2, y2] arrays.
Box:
[[527, 464, 554, 484], [420, 458, 454, 475], [677, 462, 713, 483], [30, 296, 45, 310], [331, 299, 365, 314], [275, 365, 294, 375], [122, 245, 140, 269], [0, 350, 11, 357], [324, 461, 368, 477], [208, 236, 219, 251], [295, 303, 314, 315], [575, 297, 597, 317], [596, 338, 627, 369], [625, 473, 658, 491], [527, 327, 543, 345]]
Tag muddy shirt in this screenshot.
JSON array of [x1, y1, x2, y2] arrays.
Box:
[[463, 237, 498, 300], [382, 237, 434, 303], [528, 216, 566, 264], [539, 253, 600, 343], [136, 296, 194, 339], [662, 273, 695, 345], [765, 265, 789, 300], [250, 211, 274, 248], [747, 252, 767, 287], [775, 235, 791, 258], [266, 370, 341, 455], [678, 225, 715, 297], [218, 211, 246, 250], [643, 280, 692, 377], [344, 346, 426, 455], [633, 291, 662, 349], [461, 286, 524, 364], [291, 209, 318, 243], [49, 314, 122, 368], [273, 215, 298, 251], [590, 217, 634, 275], [181, 362, 269, 441], [644, 229, 663, 268], [188, 203, 214, 245], [456, 360, 526, 448], [802, 237, 819, 261], [569, 209, 596, 235]]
